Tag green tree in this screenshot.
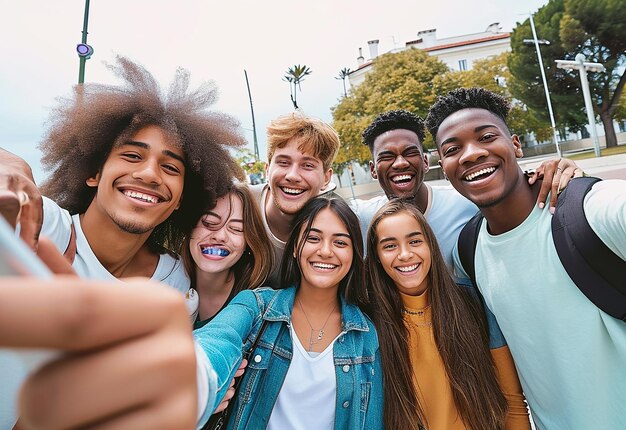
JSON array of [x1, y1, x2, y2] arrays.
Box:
[[235, 148, 265, 176], [509, 0, 626, 147], [283, 64, 312, 109], [335, 67, 351, 97], [332, 49, 451, 164]]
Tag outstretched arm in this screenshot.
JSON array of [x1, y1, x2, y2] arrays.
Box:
[[1, 240, 198, 430], [0, 148, 42, 249]]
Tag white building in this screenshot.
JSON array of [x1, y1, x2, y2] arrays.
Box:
[[349, 23, 510, 87]]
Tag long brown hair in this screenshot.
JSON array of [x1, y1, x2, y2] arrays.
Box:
[[365, 199, 507, 430], [182, 182, 274, 297]]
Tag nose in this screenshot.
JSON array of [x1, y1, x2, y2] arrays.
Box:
[[397, 244, 413, 261], [391, 155, 410, 170], [132, 159, 162, 185], [284, 163, 302, 182], [317, 239, 334, 258], [209, 224, 228, 243], [459, 141, 488, 165]]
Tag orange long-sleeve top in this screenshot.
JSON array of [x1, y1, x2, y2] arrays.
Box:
[[400, 290, 530, 430]]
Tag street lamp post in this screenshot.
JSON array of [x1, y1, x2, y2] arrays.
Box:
[[244, 70, 260, 161], [77, 0, 93, 84], [524, 13, 561, 157], [556, 54, 606, 157]]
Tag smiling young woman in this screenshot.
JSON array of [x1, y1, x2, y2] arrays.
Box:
[[365, 199, 530, 430], [182, 182, 273, 328]]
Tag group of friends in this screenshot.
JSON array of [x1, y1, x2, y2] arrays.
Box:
[[1, 57, 625, 430]]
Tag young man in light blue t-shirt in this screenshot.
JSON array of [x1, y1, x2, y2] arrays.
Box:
[[426, 87, 626, 430]]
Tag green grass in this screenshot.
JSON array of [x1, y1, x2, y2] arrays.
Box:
[[565, 144, 626, 160]]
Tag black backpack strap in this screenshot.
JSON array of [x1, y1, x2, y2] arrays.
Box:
[[457, 211, 485, 290], [552, 177, 626, 321]]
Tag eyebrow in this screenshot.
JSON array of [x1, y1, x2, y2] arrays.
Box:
[[309, 227, 351, 239], [379, 230, 423, 243], [121, 141, 186, 164], [440, 124, 498, 146]]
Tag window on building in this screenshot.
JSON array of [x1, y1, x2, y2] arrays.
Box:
[[458, 59, 468, 71]]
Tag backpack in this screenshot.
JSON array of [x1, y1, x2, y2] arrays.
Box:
[[457, 177, 626, 321]]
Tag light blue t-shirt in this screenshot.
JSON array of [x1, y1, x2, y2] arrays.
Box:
[[453, 179, 626, 429]]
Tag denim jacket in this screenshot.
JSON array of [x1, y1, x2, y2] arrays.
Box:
[[194, 286, 383, 430]]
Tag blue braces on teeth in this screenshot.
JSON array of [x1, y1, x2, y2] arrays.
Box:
[[202, 247, 230, 257]]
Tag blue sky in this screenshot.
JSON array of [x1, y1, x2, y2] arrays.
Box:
[[1, 0, 549, 182]]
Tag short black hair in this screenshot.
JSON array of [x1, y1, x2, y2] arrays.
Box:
[[362, 110, 425, 152], [425, 87, 511, 141]]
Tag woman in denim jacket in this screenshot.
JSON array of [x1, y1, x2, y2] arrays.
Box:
[[194, 196, 382, 430]]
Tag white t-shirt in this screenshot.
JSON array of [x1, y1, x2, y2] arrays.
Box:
[[452, 179, 626, 429], [41, 197, 191, 294], [351, 183, 478, 270], [267, 325, 338, 430]]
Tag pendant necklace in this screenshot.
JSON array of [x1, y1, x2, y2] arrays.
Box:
[[297, 297, 337, 352]]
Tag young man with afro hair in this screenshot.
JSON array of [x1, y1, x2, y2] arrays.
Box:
[[426, 87, 626, 429], [0, 56, 245, 296]]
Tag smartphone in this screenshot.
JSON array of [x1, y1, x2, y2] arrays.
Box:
[[0, 216, 57, 428]]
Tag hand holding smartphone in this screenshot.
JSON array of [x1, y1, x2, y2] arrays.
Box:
[[0, 216, 58, 428]]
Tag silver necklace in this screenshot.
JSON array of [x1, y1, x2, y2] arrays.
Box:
[[297, 297, 337, 352]]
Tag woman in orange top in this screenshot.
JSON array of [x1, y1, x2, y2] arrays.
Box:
[[365, 199, 530, 430]]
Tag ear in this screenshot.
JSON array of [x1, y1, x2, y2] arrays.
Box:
[[264, 162, 270, 178], [438, 160, 448, 181], [422, 152, 429, 174], [512, 135, 523, 159], [86, 172, 100, 188], [322, 168, 332, 190], [369, 160, 377, 179]]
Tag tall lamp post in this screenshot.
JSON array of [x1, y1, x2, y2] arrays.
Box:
[[556, 54, 605, 157], [524, 12, 561, 156], [77, 0, 94, 84], [244, 70, 260, 161]]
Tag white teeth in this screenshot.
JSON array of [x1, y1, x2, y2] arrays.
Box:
[[465, 167, 496, 181], [282, 187, 305, 195], [312, 263, 338, 269], [392, 174, 413, 183], [397, 264, 418, 272], [124, 190, 159, 203]]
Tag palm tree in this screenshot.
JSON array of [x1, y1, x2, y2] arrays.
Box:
[[335, 67, 351, 97], [283, 64, 312, 109]]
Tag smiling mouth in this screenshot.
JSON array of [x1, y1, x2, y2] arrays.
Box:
[[391, 174, 414, 184], [280, 187, 306, 196], [201, 247, 230, 257], [464, 167, 496, 182], [122, 190, 161, 204], [396, 263, 419, 273], [311, 262, 338, 270]]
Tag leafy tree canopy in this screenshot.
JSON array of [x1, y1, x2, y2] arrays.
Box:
[[509, 0, 626, 147], [332, 49, 450, 164]]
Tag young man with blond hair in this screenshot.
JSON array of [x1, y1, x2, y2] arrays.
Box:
[[251, 111, 340, 284]]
